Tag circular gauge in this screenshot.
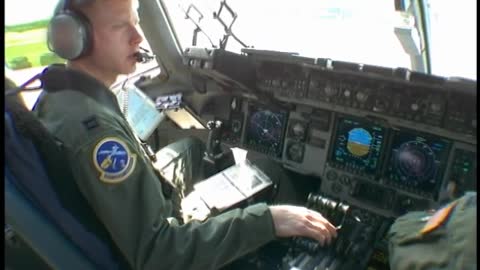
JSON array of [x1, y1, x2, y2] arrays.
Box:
[[287, 142, 305, 162], [324, 84, 338, 97], [374, 96, 389, 112], [356, 91, 369, 102], [231, 120, 242, 133], [395, 141, 436, 183], [290, 121, 307, 140], [247, 110, 285, 154], [310, 80, 320, 89], [292, 123, 305, 137]]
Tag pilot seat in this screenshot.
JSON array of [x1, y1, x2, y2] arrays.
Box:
[[5, 92, 131, 269]]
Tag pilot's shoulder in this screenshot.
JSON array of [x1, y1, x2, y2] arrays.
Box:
[[38, 91, 127, 150], [60, 114, 129, 154], [42, 90, 113, 116]]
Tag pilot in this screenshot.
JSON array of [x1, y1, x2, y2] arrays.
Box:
[[387, 192, 476, 270], [33, 0, 337, 269]]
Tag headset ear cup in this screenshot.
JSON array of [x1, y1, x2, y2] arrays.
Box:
[[47, 11, 91, 60]]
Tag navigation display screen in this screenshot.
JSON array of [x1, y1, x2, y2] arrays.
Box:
[[385, 130, 451, 194], [245, 105, 287, 157], [330, 117, 386, 176]]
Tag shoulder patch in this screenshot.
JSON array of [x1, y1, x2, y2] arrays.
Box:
[[93, 137, 137, 184], [420, 200, 458, 235]]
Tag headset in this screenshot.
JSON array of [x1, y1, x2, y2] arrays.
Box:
[[47, 0, 93, 60], [47, 0, 155, 63]]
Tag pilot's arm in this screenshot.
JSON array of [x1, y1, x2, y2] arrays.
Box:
[[67, 115, 276, 270]]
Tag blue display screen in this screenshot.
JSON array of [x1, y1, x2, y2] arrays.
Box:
[[330, 117, 386, 176]]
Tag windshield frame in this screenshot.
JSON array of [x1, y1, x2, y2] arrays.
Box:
[[162, 0, 419, 72]]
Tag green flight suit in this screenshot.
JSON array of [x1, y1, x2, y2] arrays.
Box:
[[34, 67, 276, 270], [387, 192, 477, 270]]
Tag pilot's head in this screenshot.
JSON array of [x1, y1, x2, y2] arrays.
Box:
[[50, 0, 143, 87]]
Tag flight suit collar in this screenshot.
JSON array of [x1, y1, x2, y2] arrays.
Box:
[[41, 64, 123, 116]]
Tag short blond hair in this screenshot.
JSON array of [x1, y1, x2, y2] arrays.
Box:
[[54, 0, 139, 18]]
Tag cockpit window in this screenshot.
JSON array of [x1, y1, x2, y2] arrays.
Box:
[[164, 0, 412, 69], [428, 0, 476, 80], [163, 0, 476, 79], [5, 0, 59, 85]]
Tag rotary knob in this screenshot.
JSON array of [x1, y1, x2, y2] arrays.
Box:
[[356, 91, 369, 102], [430, 102, 442, 113], [287, 142, 305, 163], [374, 98, 388, 112], [324, 85, 338, 97], [411, 103, 419, 111], [339, 175, 352, 186], [310, 80, 320, 89], [291, 122, 306, 139], [231, 120, 242, 133], [272, 80, 281, 88], [326, 170, 338, 181]]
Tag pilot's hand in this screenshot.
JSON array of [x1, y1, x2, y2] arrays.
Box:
[[269, 205, 337, 246]]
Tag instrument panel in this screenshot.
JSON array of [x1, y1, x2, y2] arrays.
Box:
[[185, 47, 476, 215], [222, 102, 475, 216], [184, 47, 476, 270], [209, 49, 477, 219]]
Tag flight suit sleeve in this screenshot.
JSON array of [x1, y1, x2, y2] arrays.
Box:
[[69, 127, 277, 270], [387, 194, 477, 270]]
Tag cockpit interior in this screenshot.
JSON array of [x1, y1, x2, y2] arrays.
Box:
[[5, 0, 476, 269]]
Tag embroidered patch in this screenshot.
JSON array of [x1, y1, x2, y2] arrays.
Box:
[[420, 200, 458, 235], [93, 137, 137, 183]]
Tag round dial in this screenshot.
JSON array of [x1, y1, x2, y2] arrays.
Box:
[[291, 122, 306, 139], [356, 91, 369, 102], [374, 96, 389, 112], [324, 84, 338, 97], [394, 141, 436, 184], [231, 120, 242, 133], [247, 110, 285, 154], [287, 142, 304, 162]]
